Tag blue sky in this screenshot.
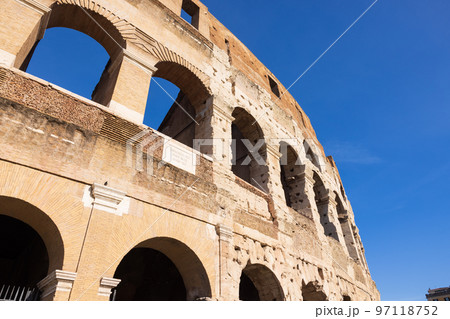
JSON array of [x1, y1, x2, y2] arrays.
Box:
[[26, 0, 450, 301]]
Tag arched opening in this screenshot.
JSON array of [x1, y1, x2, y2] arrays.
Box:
[[343, 295, 352, 301], [313, 173, 339, 240], [302, 282, 327, 301], [0, 215, 48, 300], [19, 3, 125, 106], [25, 28, 109, 101], [112, 248, 186, 301], [143, 61, 211, 150], [112, 237, 211, 301], [0, 197, 64, 300], [335, 192, 359, 261], [279, 142, 303, 209], [231, 108, 269, 192], [239, 264, 284, 301]]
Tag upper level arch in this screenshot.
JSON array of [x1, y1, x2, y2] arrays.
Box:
[[279, 142, 302, 209], [19, 2, 127, 69], [17, 1, 129, 108], [146, 60, 212, 149], [231, 107, 269, 192], [47, 2, 126, 58]]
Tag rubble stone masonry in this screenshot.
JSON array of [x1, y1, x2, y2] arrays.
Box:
[[0, 0, 379, 301]]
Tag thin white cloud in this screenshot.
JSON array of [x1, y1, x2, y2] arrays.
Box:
[[326, 141, 382, 164]]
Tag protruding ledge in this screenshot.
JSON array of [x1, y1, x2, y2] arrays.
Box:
[[98, 277, 121, 298], [37, 270, 77, 300], [91, 183, 127, 215], [123, 49, 158, 75], [16, 0, 51, 15], [215, 224, 233, 242]]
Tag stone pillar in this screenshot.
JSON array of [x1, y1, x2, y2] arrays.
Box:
[[321, 194, 346, 246], [294, 165, 316, 220], [108, 50, 157, 124], [37, 270, 77, 301], [265, 144, 285, 201], [338, 212, 360, 261], [353, 229, 369, 271], [0, 0, 51, 68], [215, 224, 234, 300], [98, 277, 121, 301], [205, 103, 234, 174]]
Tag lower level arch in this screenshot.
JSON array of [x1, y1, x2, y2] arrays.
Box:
[[112, 237, 211, 301], [239, 263, 285, 301]]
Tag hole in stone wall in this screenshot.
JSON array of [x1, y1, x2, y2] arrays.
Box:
[[268, 75, 281, 98], [181, 0, 200, 29]]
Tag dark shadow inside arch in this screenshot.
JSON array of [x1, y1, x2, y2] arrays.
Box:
[[279, 142, 303, 209], [0, 197, 64, 300], [302, 282, 328, 301], [112, 248, 186, 301], [0, 215, 48, 288], [112, 237, 211, 301], [231, 107, 269, 192], [0, 196, 64, 273], [239, 263, 284, 301], [239, 272, 260, 301]]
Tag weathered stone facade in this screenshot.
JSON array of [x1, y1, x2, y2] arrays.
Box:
[[0, 0, 379, 301]]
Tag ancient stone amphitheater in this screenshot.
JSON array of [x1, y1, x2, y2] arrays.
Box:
[[0, 0, 379, 301]]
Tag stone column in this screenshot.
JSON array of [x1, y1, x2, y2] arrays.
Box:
[[107, 50, 157, 124], [338, 212, 360, 261], [200, 103, 234, 182], [215, 224, 234, 300], [98, 277, 121, 301], [0, 0, 51, 68], [265, 144, 286, 201], [321, 194, 346, 246], [293, 165, 316, 220], [37, 270, 77, 301]]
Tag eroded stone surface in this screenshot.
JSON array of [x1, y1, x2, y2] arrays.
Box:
[[0, 0, 379, 301]]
